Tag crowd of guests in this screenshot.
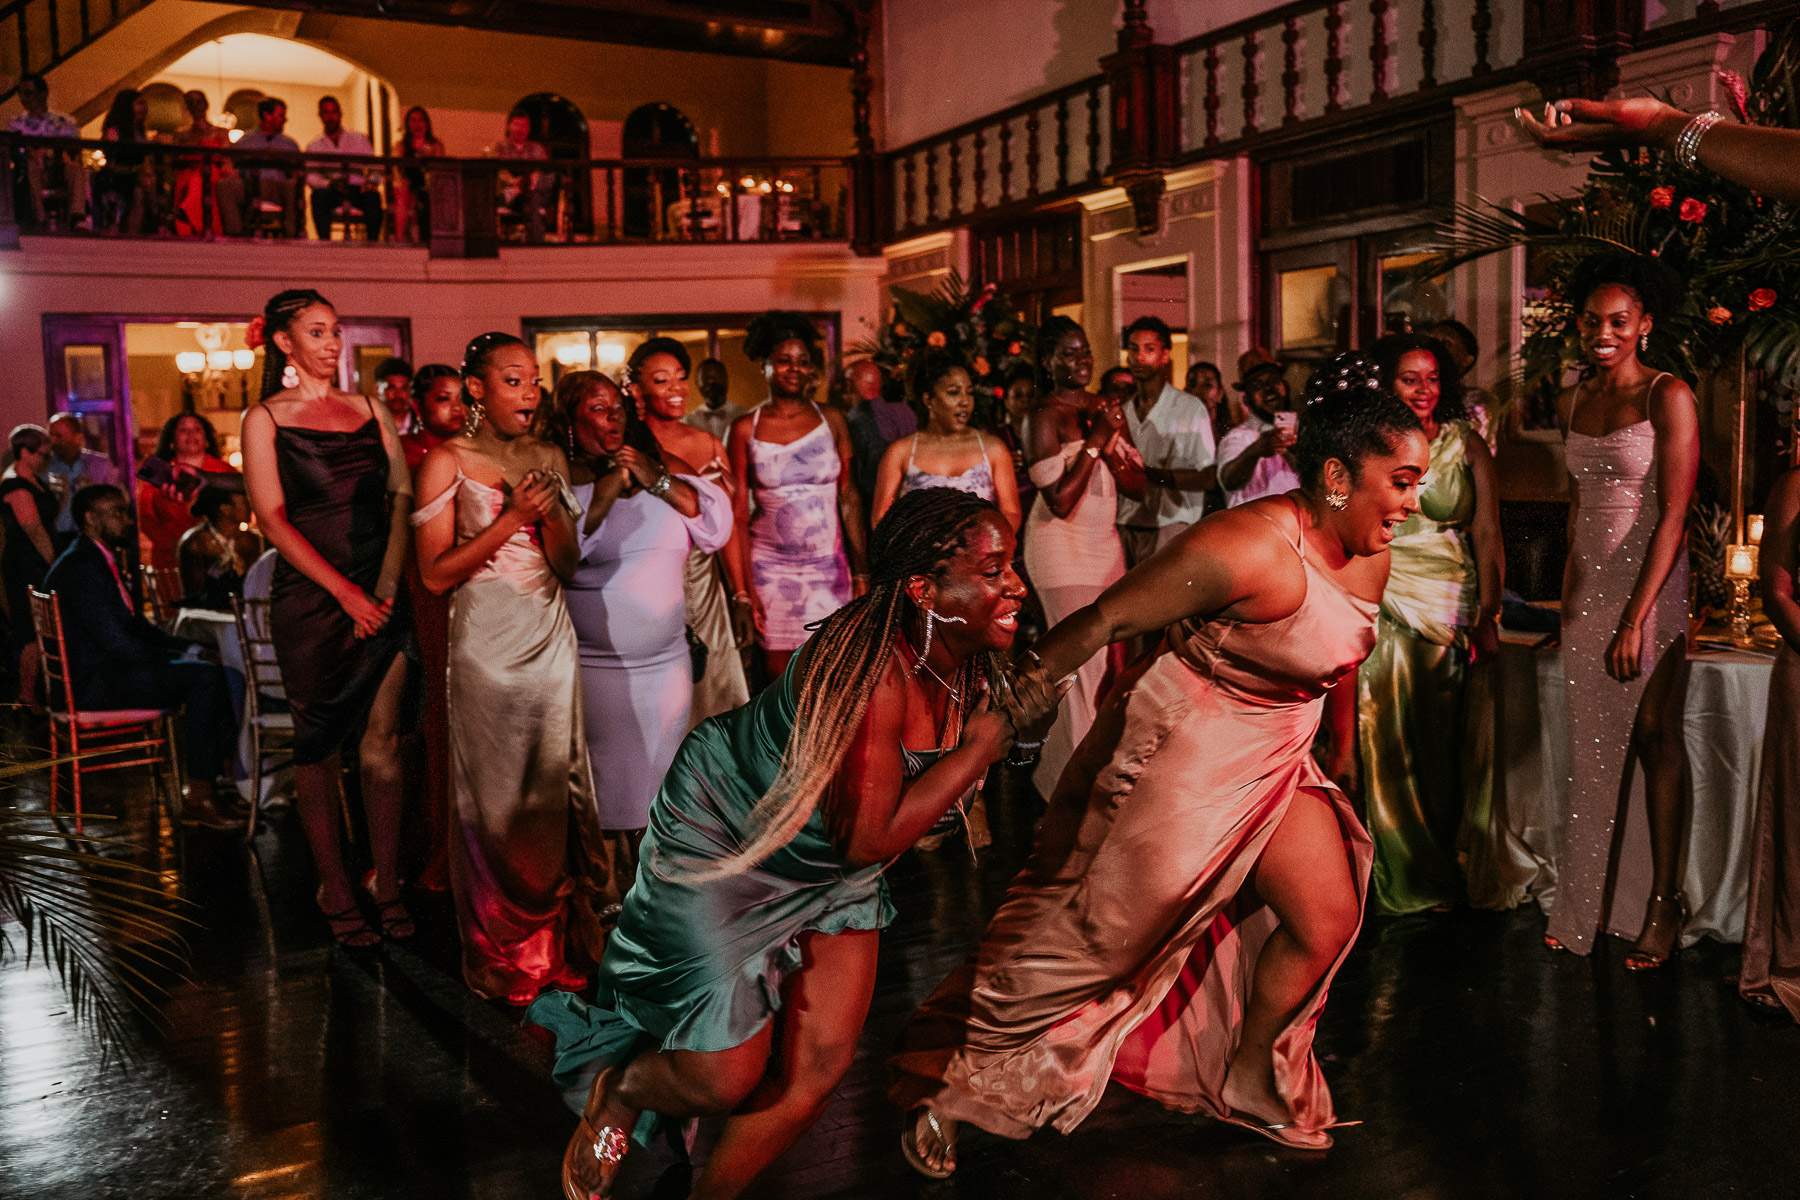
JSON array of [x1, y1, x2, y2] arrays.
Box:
[[6, 256, 1798, 1185], [5, 75, 558, 242]]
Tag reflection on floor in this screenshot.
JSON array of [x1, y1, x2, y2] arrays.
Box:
[[2, 729, 1798, 1200]]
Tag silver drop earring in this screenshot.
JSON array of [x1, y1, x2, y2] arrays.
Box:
[[913, 606, 967, 673], [1640, 333, 1649, 352]]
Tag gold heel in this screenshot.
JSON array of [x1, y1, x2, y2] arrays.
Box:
[[1624, 892, 1687, 971]]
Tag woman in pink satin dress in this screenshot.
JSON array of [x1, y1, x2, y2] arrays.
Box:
[[893, 364, 1428, 1160]]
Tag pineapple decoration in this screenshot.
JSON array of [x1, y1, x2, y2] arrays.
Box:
[[1689, 500, 1735, 616]]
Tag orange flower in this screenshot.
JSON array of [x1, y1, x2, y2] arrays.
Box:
[[926, 330, 947, 348], [1750, 288, 1777, 311], [1678, 197, 1707, 222], [1649, 186, 1674, 209], [974, 356, 990, 375], [1008, 341, 1023, 355], [1708, 306, 1733, 325], [893, 321, 909, 337]]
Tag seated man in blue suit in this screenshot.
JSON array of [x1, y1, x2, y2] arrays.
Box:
[[43, 484, 241, 829]]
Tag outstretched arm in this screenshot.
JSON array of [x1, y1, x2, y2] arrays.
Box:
[[1519, 98, 1800, 204]]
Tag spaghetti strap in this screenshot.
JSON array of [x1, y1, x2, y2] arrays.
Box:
[[907, 434, 919, 470], [1245, 499, 1307, 562], [975, 428, 987, 457]]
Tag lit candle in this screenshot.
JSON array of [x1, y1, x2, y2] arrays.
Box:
[[1748, 513, 1764, 545], [1726, 544, 1759, 579]]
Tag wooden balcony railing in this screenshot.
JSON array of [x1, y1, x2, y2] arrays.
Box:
[[0, 133, 857, 255], [884, 75, 1111, 240]]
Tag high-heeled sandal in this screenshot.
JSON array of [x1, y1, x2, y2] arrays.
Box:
[[1624, 892, 1687, 971], [1217, 1106, 1336, 1151], [316, 888, 379, 949], [362, 870, 415, 941], [900, 1105, 956, 1178], [561, 1069, 631, 1200]]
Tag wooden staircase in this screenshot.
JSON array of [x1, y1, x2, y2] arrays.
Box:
[[1, 0, 149, 104]]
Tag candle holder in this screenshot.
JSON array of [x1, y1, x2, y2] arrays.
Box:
[[1725, 543, 1759, 647]]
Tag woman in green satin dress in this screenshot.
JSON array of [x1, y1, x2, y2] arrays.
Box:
[[530, 486, 1060, 1200], [1358, 335, 1504, 915]]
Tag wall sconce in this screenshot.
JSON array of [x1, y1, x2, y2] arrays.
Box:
[[232, 349, 256, 371], [554, 343, 592, 367], [597, 343, 628, 367], [1726, 543, 1760, 647]]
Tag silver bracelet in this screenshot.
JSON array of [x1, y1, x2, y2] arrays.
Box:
[[1674, 110, 1725, 171], [647, 471, 674, 498]]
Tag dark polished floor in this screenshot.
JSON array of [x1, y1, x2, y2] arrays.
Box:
[[3, 736, 1798, 1200]]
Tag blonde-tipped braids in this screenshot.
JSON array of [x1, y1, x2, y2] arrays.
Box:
[[684, 486, 1003, 882]]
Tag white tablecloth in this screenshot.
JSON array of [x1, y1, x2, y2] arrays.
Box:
[[1495, 637, 1771, 945]]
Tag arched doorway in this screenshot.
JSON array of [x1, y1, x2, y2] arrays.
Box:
[[622, 102, 697, 240], [139, 83, 189, 136], [510, 93, 591, 239]]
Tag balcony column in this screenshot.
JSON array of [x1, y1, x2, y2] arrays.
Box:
[[428, 160, 499, 259], [849, 0, 884, 256], [1520, 0, 1645, 100], [1100, 0, 1178, 237]]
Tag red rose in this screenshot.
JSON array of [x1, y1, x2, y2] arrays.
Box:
[[992, 386, 1004, 398], [1750, 288, 1777, 311], [244, 316, 266, 350], [1679, 197, 1707, 222], [1649, 186, 1675, 209], [1708, 306, 1733, 325], [1008, 342, 1023, 355]]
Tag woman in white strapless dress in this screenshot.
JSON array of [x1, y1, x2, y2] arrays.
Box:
[[1021, 320, 1144, 796], [1543, 256, 1699, 968]]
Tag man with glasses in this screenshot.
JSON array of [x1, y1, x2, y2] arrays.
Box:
[[1216, 347, 1301, 508], [7, 75, 89, 230]]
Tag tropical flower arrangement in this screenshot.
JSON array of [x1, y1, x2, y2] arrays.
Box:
[[1419, 30, 1800, 402], [852, 272, 1036, 426]]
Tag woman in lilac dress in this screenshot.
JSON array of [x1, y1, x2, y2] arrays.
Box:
[[727, 311, 869, 678], [541, 370, 732, 906], [870, 350, 1022, 531]]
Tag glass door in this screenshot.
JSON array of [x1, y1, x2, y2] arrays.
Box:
[[44, 318, 132, 479], [339, 321, 411, 399]]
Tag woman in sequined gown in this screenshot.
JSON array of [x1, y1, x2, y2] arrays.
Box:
[[893, 375, 1427, 1162], [728, 312, 869, 679], [413, 333, 607, 1003], [1739, 467, 1800, 1018], [627, 338, 752, 726], [1358, 334, 1505, 915], [1021, 320, 1143, 797], [1543, 256, 1698, 967]]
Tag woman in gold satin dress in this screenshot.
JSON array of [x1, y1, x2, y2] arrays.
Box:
[[414, 332, 608, 1004], [893, 368, 1429, 1159], [1359, 334, 1505, 915]]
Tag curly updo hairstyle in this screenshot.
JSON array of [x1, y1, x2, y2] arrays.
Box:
[[1566, 252, 1682, 323], [626, 336, 693, 386], [744, 311, 822, 365], [679, 485, 1006, 881], [1294, 353, 1425, 490], [1371, 332, 1466, 423], [909, 349, 971, 409], [257, 288, 333, 401]]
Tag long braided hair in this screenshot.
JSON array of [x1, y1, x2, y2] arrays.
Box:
[[256, 288, 333, 402], [688, 486, 1005, 881]]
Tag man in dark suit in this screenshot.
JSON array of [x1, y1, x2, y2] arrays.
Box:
[[44, 484, 241, 829]]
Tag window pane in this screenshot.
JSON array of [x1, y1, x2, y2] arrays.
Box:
[[1279, 265, 1338, 351], [1378, 252, 1449, 334], [62, 344, 111, 403]]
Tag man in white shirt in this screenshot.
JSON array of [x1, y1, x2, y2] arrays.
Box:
[[685, 358, 737, 444], [305, 96, 382, 240], [1115, 315, 1215, 568], [7, 74, 88, 229], [1217, 346, 1303, 507]]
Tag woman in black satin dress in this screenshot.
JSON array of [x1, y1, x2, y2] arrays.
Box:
[[241, 288, 416, 949]]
